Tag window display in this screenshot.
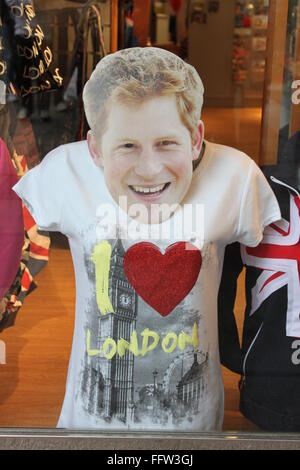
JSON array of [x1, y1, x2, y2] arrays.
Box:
[[12, 46, 280, 430], [0, 0, 299, 449]]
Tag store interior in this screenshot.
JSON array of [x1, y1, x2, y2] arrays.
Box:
[[0, 0, 299, 432]]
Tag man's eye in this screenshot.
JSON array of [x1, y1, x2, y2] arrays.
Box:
[[123, 143, 134, 149], [159, 140, 175, 146]]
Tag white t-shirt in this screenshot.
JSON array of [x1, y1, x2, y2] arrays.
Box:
[[13, 140, 280, 431]]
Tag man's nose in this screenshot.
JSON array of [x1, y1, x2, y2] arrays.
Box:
[[134, 148, 163, 179]]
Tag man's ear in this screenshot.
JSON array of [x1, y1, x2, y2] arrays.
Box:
[[87, 130, 103, 168], [191, 120, 205, 161]]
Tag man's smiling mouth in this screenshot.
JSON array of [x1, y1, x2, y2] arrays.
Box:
[[129, 182, 171, 196]]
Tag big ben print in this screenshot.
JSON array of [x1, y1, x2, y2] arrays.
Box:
[[80, 238, 138, 423], [99, 238, 138, 421]]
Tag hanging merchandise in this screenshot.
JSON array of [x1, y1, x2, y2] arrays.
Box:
[[234, 1, 244, 28], [232, 34, 250, 83], [252, 35, 267, 51], [250, 2, 268, 84], [0, 1, 13, 95], [190, 1, 207, 25], [12, 115, 40, 168], [232, 0, 267, 85], [124, 0, 139, 48], [169, 0, 182, 13], [242, 12, 251, 27], [0, 0, 63, 98], [0, 147, 50, 332], [219, 132, 300, 432], [0, 138, 23, 302], [252, 14, 268, 29], [66, 0, 106, 140]]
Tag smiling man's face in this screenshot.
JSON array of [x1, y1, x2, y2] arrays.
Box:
[[88, 95, 204, 224]]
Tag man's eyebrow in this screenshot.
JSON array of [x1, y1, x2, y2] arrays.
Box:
[[153, 135, 184, 143], [115, 137, 137, 143], [155, 135, 181, 140], [114, 134, 182, 143]]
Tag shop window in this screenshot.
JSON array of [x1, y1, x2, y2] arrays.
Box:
[[0, 0, 299, 448]]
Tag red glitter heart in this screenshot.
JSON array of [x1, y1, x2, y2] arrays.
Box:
[[124, 241, 202, 316]]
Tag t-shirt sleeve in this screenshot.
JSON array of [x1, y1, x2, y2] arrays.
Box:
[[12, 146, 65, 232], [235, 159, 281, 247]]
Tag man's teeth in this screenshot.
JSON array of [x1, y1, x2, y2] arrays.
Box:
[[132, 184, 166, 194]]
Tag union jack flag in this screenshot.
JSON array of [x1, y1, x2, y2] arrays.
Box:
[[241, 194, 300, 337]]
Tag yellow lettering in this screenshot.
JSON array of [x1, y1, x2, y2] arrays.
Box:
[[53, 68, 63, 86], [87, 324, 199, 359], [23, 21, 33, 40], [43, 46, 52, 68], [117, 330, 139, 358], [39, 60, 45, 75], [32, 42, 39, 58], [23, 65, 40, 80], [141, 328, 160, 356], [103, 338, 117, 360], [40, 80, 51, 91], [162, 332, 178, 353], [0, 60, 6, 76], [86, 329, 101, 357], [91, 240, 114, 316], [11, 4, 24, 17], [17, 45, 36, 60], [34, 24, 44, 47], [25, 4, 36, 21], [178, 322, 198, 351]]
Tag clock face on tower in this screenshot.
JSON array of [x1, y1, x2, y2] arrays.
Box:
[[119, 293, 132, 308]]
